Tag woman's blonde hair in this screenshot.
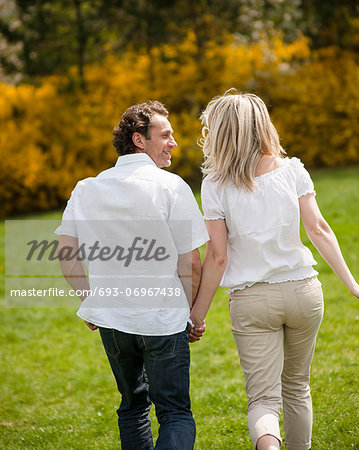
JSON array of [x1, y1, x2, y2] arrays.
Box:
[[199, 90, 285, 191]]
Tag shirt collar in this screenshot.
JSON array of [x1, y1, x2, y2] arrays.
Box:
[[115, 153, 156, 167]]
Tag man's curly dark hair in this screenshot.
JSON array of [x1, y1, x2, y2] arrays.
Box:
[[112, 101, 169, 156]]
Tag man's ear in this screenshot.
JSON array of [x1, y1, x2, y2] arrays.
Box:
[[132, 132, 146, 150]]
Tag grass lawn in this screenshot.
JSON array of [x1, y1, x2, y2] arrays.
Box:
[[1, 166, 359, 449]]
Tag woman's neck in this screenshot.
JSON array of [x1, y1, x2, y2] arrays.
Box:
[[255, 155, 281, 177]]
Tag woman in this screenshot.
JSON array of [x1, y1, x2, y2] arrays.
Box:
[[190, 91, 359, 450]]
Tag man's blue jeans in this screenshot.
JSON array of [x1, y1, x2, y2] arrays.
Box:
[[99, 327, 196, 450]]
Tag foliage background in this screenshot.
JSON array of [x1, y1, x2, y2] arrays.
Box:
[[1, 0, 359, 217], [1, 2, 359, 448]]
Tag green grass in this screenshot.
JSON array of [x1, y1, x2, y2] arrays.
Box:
[[1, 167, 359, 449]]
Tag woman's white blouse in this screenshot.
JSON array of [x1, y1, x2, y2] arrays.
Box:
[[201, 157, 318, 292]]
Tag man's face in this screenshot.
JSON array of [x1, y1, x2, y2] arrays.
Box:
[[141, 114, 177, 168]]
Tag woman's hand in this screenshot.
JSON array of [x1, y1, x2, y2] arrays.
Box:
[[349, 282, 359, 298]]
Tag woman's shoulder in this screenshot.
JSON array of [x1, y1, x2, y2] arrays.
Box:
[[201, 175, 234, 206], [277, 156, 307, 176], [253, 156, 296, 181], [284, 157, 311, 179], [283, 156, 309, 169], [201, 173, 223, 189], [286, 156, 303, 166], [202, 174, 222, 194], [202, 172, 218, 183]]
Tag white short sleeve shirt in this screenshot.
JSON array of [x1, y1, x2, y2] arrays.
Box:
[[201, 157, 318, 291], [55, 154, 209, 335]]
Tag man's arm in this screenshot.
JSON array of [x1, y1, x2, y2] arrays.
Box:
[[177, 249, 202, 305], [57, 235, 98, 330]]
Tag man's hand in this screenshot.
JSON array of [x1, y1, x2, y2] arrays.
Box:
[[85, 321, 98, 331], [188, 321, 206, 343]]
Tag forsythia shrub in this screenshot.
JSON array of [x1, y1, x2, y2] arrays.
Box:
[[0, 82, 100, 217], [1, 33, 358, 217], [269, 47, 359, 167]]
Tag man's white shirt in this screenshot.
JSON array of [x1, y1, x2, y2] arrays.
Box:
[[55, 153, 209, 335]]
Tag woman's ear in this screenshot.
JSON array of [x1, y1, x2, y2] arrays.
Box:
[[132, 132, 145, 150]]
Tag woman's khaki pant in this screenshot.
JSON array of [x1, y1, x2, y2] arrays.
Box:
[[229, 277, 324, 450]]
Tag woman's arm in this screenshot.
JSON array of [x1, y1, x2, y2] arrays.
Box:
[[177, 248, 206, 343], [190, 219, 228, 327], [299, 193, 359, 298]]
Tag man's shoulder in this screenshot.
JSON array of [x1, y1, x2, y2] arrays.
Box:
[[146, 165, 185, 187], [123, 164, 189, 195], [96, 166, 118, 179], [71, 176, 96, 192], [97, 163, 185, 186]]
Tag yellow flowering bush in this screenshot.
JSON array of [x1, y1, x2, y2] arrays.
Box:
[[1, 33, 358, 217], [270, 48, 359, 167]]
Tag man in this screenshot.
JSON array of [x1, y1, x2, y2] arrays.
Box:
[[55, 101, 209, 449]]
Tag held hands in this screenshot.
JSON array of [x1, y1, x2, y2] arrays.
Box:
[[188, 320, 206, 343]]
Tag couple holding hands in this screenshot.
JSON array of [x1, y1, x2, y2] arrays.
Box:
[[56, 90, 359, 450]]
